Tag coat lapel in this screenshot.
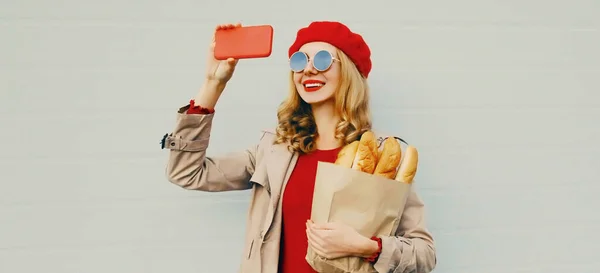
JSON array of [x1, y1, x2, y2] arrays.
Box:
[[262, 142, 297, 237]]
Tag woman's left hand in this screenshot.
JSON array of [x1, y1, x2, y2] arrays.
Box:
[[306, 219, 378, 260]]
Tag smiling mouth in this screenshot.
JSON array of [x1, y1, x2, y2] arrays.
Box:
[[304, 83, 325, 88], [303, 82, 325, 92]]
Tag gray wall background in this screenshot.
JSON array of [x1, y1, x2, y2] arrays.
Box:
[[1, 0, 599, 272]]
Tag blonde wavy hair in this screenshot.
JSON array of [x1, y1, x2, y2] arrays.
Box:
[[274, 49, 372, 154]]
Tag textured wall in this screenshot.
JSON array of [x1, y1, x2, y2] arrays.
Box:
[[1, 0, 599, 272]]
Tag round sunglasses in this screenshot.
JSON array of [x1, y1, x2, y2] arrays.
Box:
[[289, 50, 340, 73]]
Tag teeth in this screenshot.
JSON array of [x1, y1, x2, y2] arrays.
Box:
[[305, 83, 324, 88]]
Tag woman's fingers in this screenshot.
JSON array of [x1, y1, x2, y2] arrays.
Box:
[[307, 224, 346, 259], [226, 58, 237, 66], [216, 23, 242, 30], [212, 22, 242, 43], [307, 231, 328, 256], [307, 224, 328, 247], [309, 240, 327, 257]]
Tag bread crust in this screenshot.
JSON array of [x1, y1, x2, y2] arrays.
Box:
[[352, 131, 379, 174], [373, 137, 402, 179], [334, 140, 359, 168], [394, 145, 418, 183]]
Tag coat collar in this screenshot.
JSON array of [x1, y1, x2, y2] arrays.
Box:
[[266, 142, 297, 199]]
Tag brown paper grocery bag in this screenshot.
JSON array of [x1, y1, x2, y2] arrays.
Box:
[[305, 162, 412, 273]]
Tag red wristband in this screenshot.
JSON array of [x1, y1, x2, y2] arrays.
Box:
[[364, 236, 382, 263], [187, 99, 215, 114]]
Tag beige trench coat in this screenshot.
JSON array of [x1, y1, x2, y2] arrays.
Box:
[[162, 106, 437, 273]]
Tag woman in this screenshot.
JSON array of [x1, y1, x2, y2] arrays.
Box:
[[161, 21, 436, 273]]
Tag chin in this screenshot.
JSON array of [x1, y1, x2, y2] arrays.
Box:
[[299, 92, 335, 105]]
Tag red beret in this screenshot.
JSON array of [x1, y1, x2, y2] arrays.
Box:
[[288, 21, 372, 78]]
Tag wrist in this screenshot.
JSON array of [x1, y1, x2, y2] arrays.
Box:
[[354, 236, 380, 258], [363, 236, 382, 263], [195, 79, 227, 109], [205, 78, 227, 91]]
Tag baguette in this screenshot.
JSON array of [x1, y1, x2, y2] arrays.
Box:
[[334, 140, 359, 168], [351, 131, 379, 174], [394, 145, 418, 184], [373, 137, 402, 179]]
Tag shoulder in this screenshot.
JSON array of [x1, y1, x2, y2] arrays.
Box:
[[253, 128, 293, 163], [259, 128, 277, 142], [254, 128, 278, 150]]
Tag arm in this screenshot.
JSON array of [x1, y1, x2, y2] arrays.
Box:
[[162, 80, 260, 192], [162, 107, 262, 192], [372, 188, 437, 273]]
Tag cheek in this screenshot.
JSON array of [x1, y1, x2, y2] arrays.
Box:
[[293, 73, 303, 84], [324, 64, 341, 82], [327, 77, 339, 87]]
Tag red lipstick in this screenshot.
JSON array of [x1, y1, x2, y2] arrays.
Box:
[[302, 79, 325, 92]]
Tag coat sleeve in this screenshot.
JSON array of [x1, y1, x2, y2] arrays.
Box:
[[161, 105, 267, 192], [373, 188, 437, 273]]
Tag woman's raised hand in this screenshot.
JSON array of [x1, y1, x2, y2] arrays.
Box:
[[194, 23, 242, 109], [205, 23, 241, 84]]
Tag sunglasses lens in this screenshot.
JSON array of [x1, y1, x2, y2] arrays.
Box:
[[289, 52, 307, 72], [313, 50, 333, 71]]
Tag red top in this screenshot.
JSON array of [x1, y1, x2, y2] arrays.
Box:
[[180, 100, 382, 268], [279, 147, 342, 273]]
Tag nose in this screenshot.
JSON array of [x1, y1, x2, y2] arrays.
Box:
[[303, 58, 317, 75]]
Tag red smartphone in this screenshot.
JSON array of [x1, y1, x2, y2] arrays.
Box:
[[214, 25, 274, 60]]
